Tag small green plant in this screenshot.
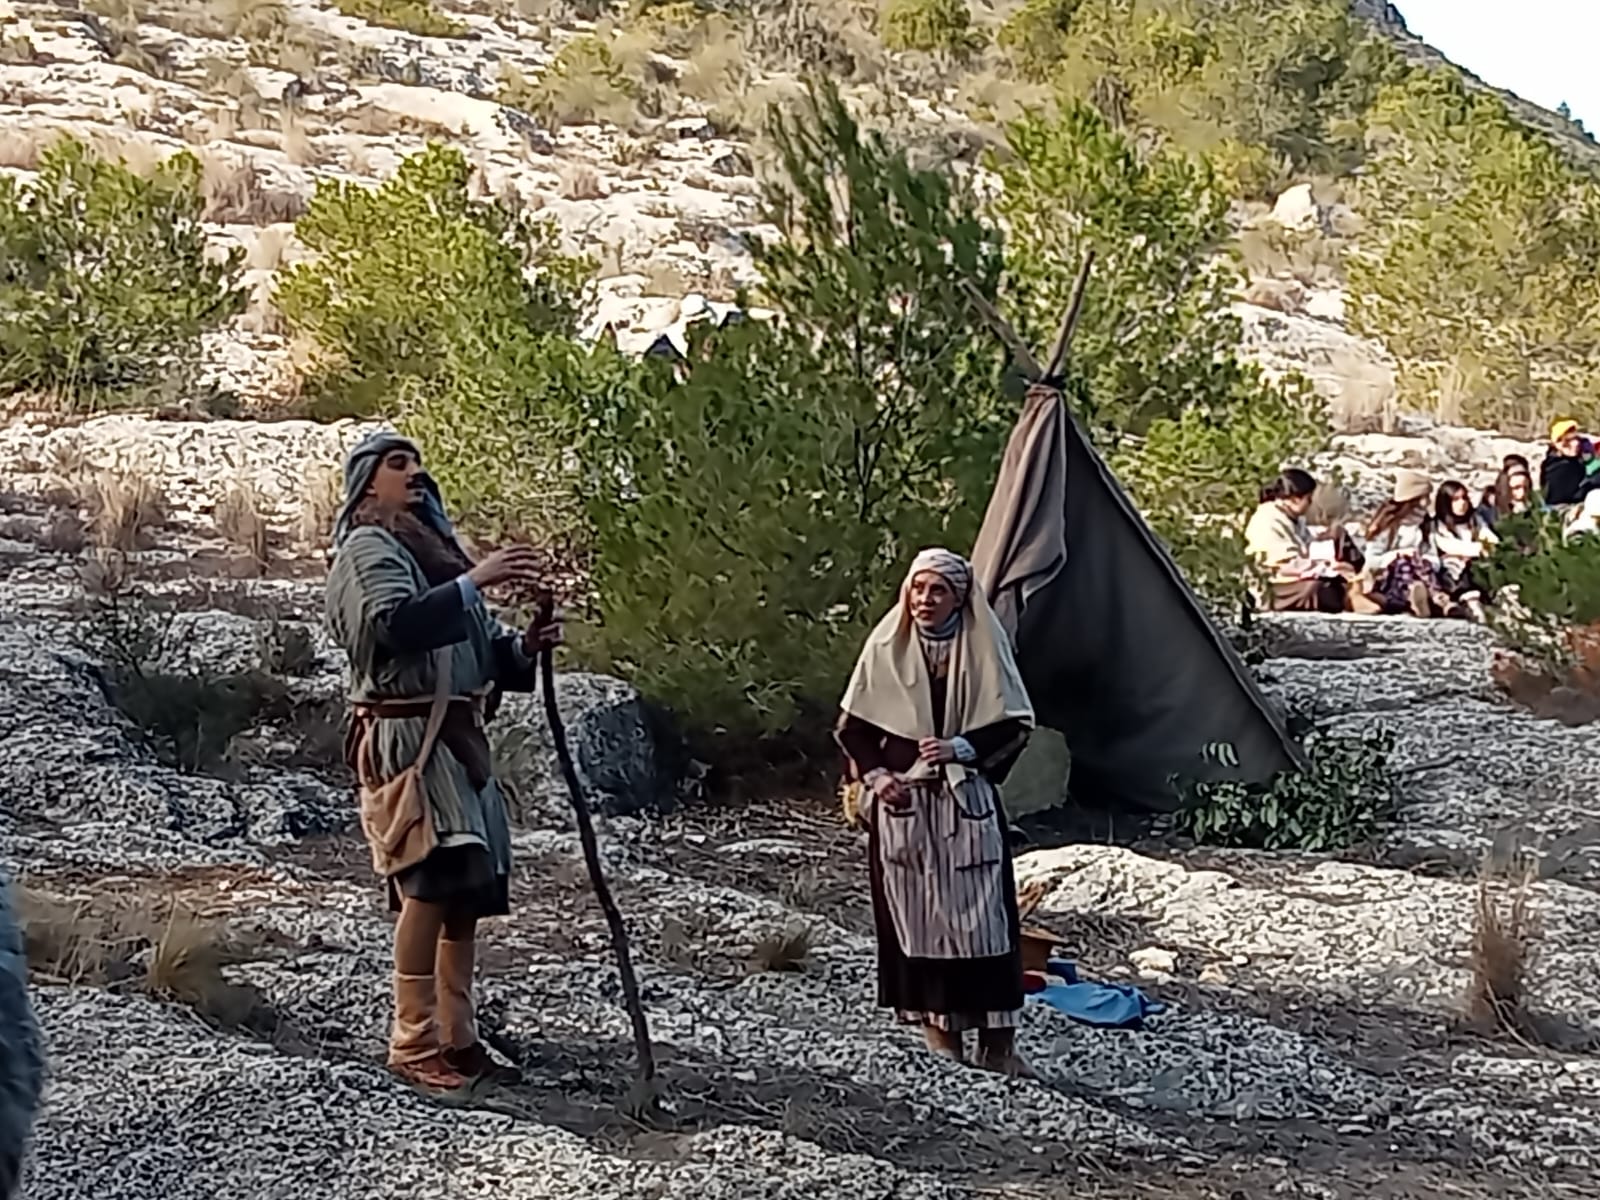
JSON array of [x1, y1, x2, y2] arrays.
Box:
[[1482, 511, 1600, 630], [276, 144, 589, 417], [332, 0, 465, 37], [881, 0, 981, 56], [0, 139, 245, 402], [500, 37, 641, 128], [1173, 713, 1401, 851], [75, 574, 289, 775]]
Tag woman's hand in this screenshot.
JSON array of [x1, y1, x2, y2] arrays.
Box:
[[522, 605, 565, 657], [918, 737, 958, 766], [868, 770, 910, 811], [468, 546, 541, 591]]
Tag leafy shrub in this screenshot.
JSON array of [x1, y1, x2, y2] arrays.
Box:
[[1350, 68, 1600, 432], [1480, 512, 1600, 698], [1482, 512, 1600, 629], [0, 139, 245, 402], [276, 145, 589, 418], [332, 0, 465, 37], [881, 0, 980, 56], [397, 328, 630, 555], [1174, 715, 1401, 851], [501, 36, 642, 129]]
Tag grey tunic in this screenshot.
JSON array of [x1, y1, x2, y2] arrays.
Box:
[[326, 525, 519, 884]]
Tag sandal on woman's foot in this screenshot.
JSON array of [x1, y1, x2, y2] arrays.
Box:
[[390, 1052, 469, 1093], [445, 1042, 522, 1085]]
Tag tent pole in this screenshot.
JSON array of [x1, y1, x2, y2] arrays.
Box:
[[1041, 251, 1096, 382]]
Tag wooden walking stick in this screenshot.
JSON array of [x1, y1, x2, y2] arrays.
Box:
[[534, 594, 658, 1114]]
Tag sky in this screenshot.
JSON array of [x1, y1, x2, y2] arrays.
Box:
[[1397, 1, 1600, 131]]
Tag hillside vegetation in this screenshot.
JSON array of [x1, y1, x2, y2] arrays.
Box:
[[4, 0, 1600, 757]]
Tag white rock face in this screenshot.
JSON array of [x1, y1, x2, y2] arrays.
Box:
[[0, 413, 378, 527]]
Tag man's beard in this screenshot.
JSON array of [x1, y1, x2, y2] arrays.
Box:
[[349, 496, 473, 586]]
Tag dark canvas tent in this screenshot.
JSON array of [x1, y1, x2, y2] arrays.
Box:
[[972, 385, 1303, 815]]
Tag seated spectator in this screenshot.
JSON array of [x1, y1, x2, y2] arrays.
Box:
[[1539, 419, 1600, 506], [1565, 490, 1600, 540], [1483, 454, 1541, 527], [1244, 469, 1377, 613], [1432, 480, 1497, 621], [1365, 470, 1449, 618]]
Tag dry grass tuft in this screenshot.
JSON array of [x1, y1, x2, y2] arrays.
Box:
[[644, 262, 690, 298], [557, 161, 606, 200], [1467, 862, 1541, 1037], [214, 480, 272, 569], [22, 885, 274, 1031], [296, 464, 343, 550], [0, 127, 51, 171], [80, 546, 135, 597], [201, 152, 309, 225], [84, 471, 167, 553], [749, 923, 814, 973]]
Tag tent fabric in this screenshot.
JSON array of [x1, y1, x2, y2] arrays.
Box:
[[971, 388, 1303, 814]]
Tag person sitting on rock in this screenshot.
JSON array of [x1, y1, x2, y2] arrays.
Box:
[[836, 548, 1035, 1076], [325, 430, 563, 1093], [1243, 469, 1377, 613], [1365, 470, 1449, 618], [1431, 480, 1497, 622], [1483, 454, 1542, 527], [1539, 419, 1600, 507]]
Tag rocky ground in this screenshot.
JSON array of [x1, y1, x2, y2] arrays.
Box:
[[0, 417, 1597, 1200]]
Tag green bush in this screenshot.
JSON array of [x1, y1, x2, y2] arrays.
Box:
[[1349, 68, 1600, 432], [995, 0, 1395, 185], [276, 145, 589, 418], [1174, 715, 1401, 851], [397, 326, 630, 552], [881, 0, 980, 56], [1483, 512, 1600, 628], [501, 36, 642, 129], [996, 101, 1325, 610], [566, 83, 1011, 754], [332, 0, 465, 37], [0, 139, 244, 403]]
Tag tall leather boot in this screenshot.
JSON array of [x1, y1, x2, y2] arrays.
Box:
[[389, 971, 468, 1092], [436, 937, 520, 1084]]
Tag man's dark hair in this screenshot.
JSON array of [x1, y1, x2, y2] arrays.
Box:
[[1259, 468, 1317, 505]]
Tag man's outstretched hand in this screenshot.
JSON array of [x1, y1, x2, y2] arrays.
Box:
[[468, 546, 542, 591]]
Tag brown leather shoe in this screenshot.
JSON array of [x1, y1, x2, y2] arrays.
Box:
[[444, 1042, 522, 1085], [390, 1052, 469, 1093]]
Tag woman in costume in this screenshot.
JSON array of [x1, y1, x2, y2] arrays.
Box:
[[836, 548, 1036, 1075]]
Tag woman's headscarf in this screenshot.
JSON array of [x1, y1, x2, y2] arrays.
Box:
[[839, 547, 1034, 789], [331, 429, 459, 552]]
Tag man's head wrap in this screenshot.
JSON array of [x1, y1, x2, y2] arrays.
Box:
[[331, 429, 458, 551]]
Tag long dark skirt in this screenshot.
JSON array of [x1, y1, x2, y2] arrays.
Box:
[[387, 843, 509, 918], [867, 822, 1024, 1031]]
